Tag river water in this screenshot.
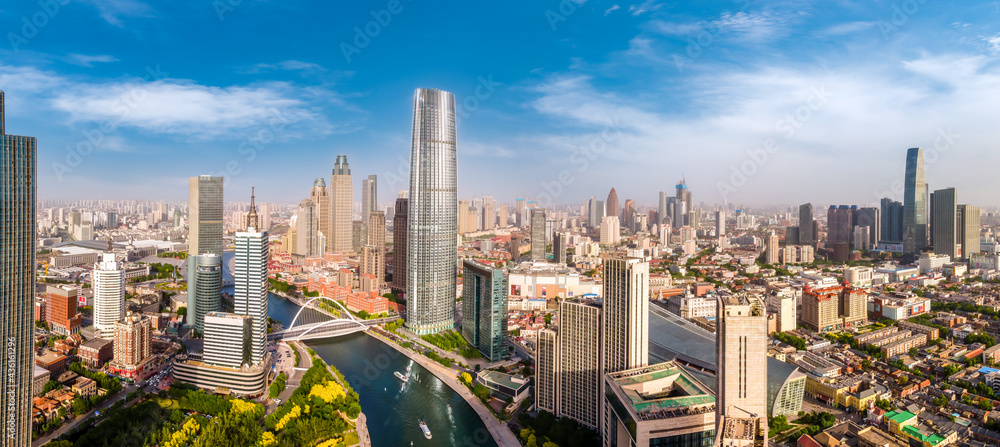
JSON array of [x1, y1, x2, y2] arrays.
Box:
[[262, 290, 499, 447]]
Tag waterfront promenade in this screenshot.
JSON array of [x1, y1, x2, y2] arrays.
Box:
[[367, 330, 520, 447]]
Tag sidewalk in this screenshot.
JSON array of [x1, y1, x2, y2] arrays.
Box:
[[368, 331, 520, 447]]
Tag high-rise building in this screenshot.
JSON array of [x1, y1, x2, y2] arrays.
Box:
[[352, 220, 367, 253], [552, 232, 567, 264], [391, 198, 409, 293], [600, 216, 620, 245], [93, 247, 125, 339], [310, 178, 330, 254], [601, 257, 649, 373], [959, 204, 981, 259], [188, 253, 222, 333], [203, 312, 253, 368], [557, 300, 603, 428], [498, 202, 509, 228], [799, 203, 814, 247], [903, 148, 927, 261], [715, 294, 769, 447], [329, 155, 353, 252], [295, 198, 320, 257], [361, 174, 378, 225], [606, 188, 619, 224], [45, 285, 81, 336], [530, 208, 547, 262], [931, 188, 958, 260], [658, 191, 669, 226], [461, 260, 509, 362], [880, 198, 904, 243], [588, 197, 605, 228], [828, 205, 854, 262], [855, 207, 880, 248], [766, 232, 780, 264], [535, 329, 558, 413], [716, 210, 726, 237], [362, 211, 386, 290], [622, 199, 634, 231], [0, 90, 36, 446], [234, 190, 268, 365], [406, 89, 458, 335], [108, 312, 154, 381], [188, 175, 224, 256]]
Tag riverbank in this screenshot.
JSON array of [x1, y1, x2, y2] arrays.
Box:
[[366, 330, 520, 447]]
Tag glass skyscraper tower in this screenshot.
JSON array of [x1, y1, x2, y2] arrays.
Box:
[[0, 90, 35, 447], [903, 147, 927, 261], [406, 88, 458, 335]]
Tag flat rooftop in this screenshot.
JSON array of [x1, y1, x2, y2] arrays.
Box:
[[606, 361, 716, 421]]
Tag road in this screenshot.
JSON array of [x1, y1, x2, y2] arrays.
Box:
[[31, 384, 139, 447]]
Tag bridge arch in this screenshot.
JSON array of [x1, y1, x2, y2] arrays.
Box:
[[287, 318, 369, 340], [288, 296, 358, 329]]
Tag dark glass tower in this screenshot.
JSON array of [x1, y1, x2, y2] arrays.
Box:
[[406, 89, 458, 335], [903, 148, 927, 261], [0, 90, 35, 447]]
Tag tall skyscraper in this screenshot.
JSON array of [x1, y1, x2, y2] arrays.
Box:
[[234, 190, 268, 365], [959, 204, 981, 259], [310, 178, 330, 254], [406, 89, 458, 335], [931, 188, 958, 260], [600, 216, 620, 245], [716, 210, 726, 237], [362, 211, 386, 290], [799, 203, 814, 247], [109, 312, 154, 381], [557, 300, 603, 428], [856, 206, 881, 248], [552, 232, 567, 264], [658, 191, 668, 225], [329, 155, 353, 252], [715, 294, 769, 447], [880, 198, 904, 243], [587, 197, 604, 228], [766, 232, 780, 264], [498, 202, 509, 228], [903, 148, 927, 262], [188, 175, 224, 256], [188, 253, 222, 332], [295, 198, 320, 257], [461, 260, 509, 362], [361, 174, 378, 225], [535, 329, 558, 414], [203, 312, 253, 368], [391, 197, 408, 293], [93, 244, 125, 339], [606, 188, 619, 224], [0, 90, 35, 447], [674, 180, 692, 229], [601, 257, 649, 373], [530, 208, 547, 261]]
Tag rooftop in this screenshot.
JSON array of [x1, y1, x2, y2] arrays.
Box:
[[606, 361, 716, 421], [885, 410, 916, 424], [477, 370, 528, 392]]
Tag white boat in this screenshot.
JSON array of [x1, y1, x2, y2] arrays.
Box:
[[419, 420, 432, 440], [395, 364, 412, 382]]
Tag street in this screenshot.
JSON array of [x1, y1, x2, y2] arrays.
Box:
[[31, 383, 139, 447]]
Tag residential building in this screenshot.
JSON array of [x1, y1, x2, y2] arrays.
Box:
[[600, 216, 620, 245], [309, 178, 330, 254], [295, 198, 320, 257], [78, 338, 114, 369], [531, 209, 546, 261], [45, 285, 81, 336], [361, 211, 386, 290], [602, 257, 649, 373], [93, 248, 125, 339], [108, 312, 155, 381]]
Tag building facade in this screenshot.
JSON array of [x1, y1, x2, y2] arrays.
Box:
[[188, 253, 222, 332], [93, 251, 125, 339], [234, 194, 268, 366], [109, 312, 155, 381], [391, 197, 408, 293], [715, 294, 768, 447], [530, 208, 547, 262], [903, 148, 927, 261], [602, 257, 649, 374], [203, 312, 253, 368], [461, 260, 509, 362], [329, 155, 353, 252], [188, 175, 224, 256]]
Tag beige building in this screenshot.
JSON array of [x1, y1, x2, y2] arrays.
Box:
[[328, 155, 353, 252], [535, 329, 558, 414], [554, 300, 603, 428], [602, 257, 649, 373], [716, 294, 768, 447], [361, 211, 386, 290]]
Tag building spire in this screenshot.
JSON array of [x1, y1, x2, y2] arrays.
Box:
[[0, 90, 5, 135], [246, 186, 260, 230]]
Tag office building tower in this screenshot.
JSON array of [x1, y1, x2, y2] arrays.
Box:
[[716, 210, 726, 237], [45, 286, 81, 336], [606, 188, 619, 224], [93, 246, 125, 339], [932, 188, 959, 260], [715, 294, 769, 447], [406, 88, 458, 335], [391, 198, 408, 293], [828, 205, 853, 262], [622, 199, 634, 230], [362, 211, 386, 290], [658, 191, 669, 226], [188, 175, 224, 256], [234, 190, 268, 365], [498, 202, 508, 228], [553, 232, 567, 264], [853, 226, 871, 251], [361, 174, 377, 225], [959, 204, 981, 259], [766, 232, 780, 264], [108, 312, 154, 381], [903, 148, 927, 261], [515, 198, 527, 227], [799, 203, 814, 247], [856, 207, 880, 248], [0, 91, 35, 447], [352, 220, 367, 252], [535, 329, 558, 413], [310, 178, 330, 254], [880, 198, 904, 243], [203, 312, 253, 368], [602, 257, 649, 373], [188, 253, 222, 333], [674, 181, 690, 228], [329, 155, 353, 252], [600, 216, 620, 245], [296, 198, 320, 257], [588, 197, 604, 228], [461, 260, 509, 362], [558, 300, 603, 428], [530, 209, 547, 261]]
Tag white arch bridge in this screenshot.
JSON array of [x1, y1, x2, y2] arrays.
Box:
[[267, 297, 400, 341]]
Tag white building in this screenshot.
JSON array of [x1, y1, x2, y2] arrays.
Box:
[[600, 216, 620, 245], [917, 253, 950, 275], [234, 224, 268, 365], [92, 251, 124, 339], [203, 312, 252, 368], [844, 266, 874, 288]]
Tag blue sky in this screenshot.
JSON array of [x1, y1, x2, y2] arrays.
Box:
[[3, 0, 1000, 209]]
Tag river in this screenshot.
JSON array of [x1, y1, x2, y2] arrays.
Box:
[[259, 288, 499, 447]]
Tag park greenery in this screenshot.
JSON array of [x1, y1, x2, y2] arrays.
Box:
[[516, 410, 600, 447], [263, 358, 361, 446], [269, 372, 288, 399], [772, 332, 807, 351], [68, 362, 123, 415], [157, 252, 188, 259], [421, 330, 482, 359]]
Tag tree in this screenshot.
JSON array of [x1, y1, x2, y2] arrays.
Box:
[[177, 306, 187, 317], [461, 372, 473, 384], [909, 347, 919, 358]]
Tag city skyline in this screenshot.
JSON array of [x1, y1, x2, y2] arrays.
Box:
[[4, 2, 1000, 206]]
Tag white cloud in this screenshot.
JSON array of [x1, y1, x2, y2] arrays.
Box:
[[629, 1, 663, 16], [78, 0, 153, 27], [244, 60, 327, 74], [988, 34, 1000, 54], [65, 54, 120, 67], [604, 5, 620, 16], [821, 21, 876, 36]]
